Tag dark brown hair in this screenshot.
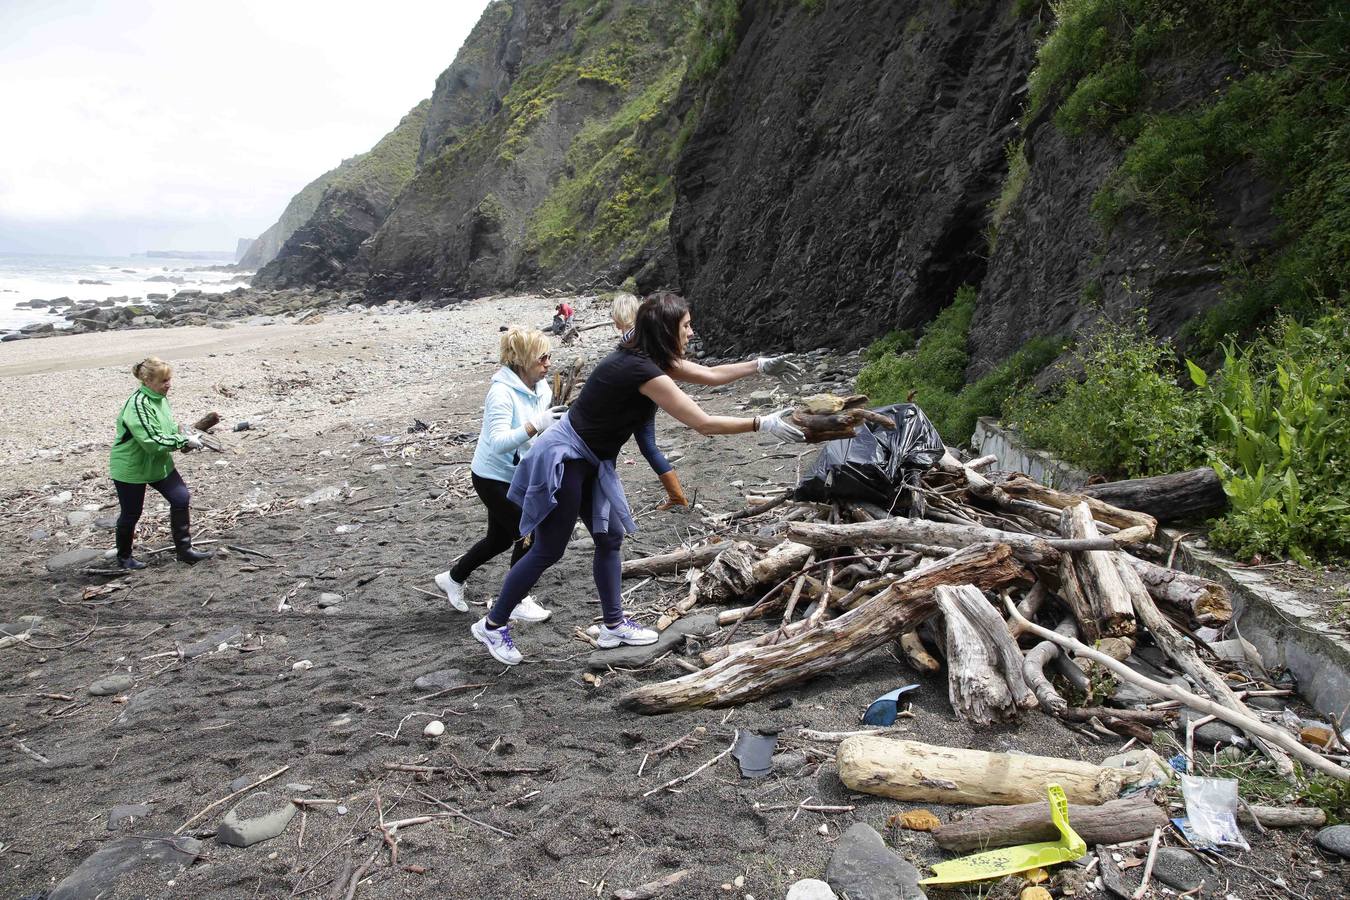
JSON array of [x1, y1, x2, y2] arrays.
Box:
[[624, 292, 688, 370]]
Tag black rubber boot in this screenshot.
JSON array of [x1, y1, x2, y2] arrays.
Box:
[[115, 524, 146, 570], [169, 507, 212, 564]]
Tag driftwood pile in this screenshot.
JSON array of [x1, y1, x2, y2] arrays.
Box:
[[615, 451, 1350, 784]]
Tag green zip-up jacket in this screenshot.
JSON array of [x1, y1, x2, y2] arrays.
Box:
[[109, 385, 186, 483]]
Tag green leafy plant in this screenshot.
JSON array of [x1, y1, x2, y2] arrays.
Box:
[[1194, 310, 1350, 560], [858, 286, 1060, 444], [1007, 313, 1206, 479]]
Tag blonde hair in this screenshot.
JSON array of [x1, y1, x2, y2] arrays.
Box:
[[610, 293, 640, 330], [132, 356, 172, 384], [499, 326, 551, 370]]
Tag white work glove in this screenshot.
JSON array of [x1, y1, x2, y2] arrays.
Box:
[[757, 408, 806, 443], [757, 355, 805, 384], [528, 406, 565, 435], [183, 435, 204, 451]]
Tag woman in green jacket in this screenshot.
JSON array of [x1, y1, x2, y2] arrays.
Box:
[[109, 357, 211, 568]]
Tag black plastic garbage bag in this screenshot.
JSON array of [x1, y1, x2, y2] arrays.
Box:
[[794, 402, 944, 513]]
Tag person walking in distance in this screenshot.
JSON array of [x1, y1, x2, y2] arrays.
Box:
[[608, 293, 804, 510], [471, 293, 806, 665], [434, 327, 565, 623], [108, 357, 211, 569]]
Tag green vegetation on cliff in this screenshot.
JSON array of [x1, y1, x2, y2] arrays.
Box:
[[1025, 0, 1348, 345], [327, 100, 428, 199], [857, 286, 1061, 444], [517, 1, 696, 268]]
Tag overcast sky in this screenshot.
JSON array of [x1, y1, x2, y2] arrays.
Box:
[[0, 0, 491, 256]]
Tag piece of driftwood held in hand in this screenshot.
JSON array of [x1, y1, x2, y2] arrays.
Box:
[[616, 542, 1026, 714], [1082, 467, 1227, 523], [1004, 597, 1350, 782], [836, 737, 1128, 806], [790, 394, 896, 442], [932, 795, 1169, 852]]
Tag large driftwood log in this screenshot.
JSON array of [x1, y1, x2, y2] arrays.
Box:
[[749, 541, 814, 585], [617, 543, 1027, 714], [1116, 554, 1294, 776], [932, 796, 1168, 852], [836, 737, 1128, 806], [1083, 467, 1227, 523], [1061, 503, 1136, 639], [786, 518, 1085, 567], [1005, 597, 1350, 782], [936, 586, 1017, 725], [1000, 474, 1157, 544], [622, 544, 726, 578], [1119, 554, 1232, 624], [945, 585, 1037, 710], [696, 542, 758, 604]]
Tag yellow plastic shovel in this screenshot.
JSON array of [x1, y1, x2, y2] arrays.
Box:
[[919, 783, 1087, 886]]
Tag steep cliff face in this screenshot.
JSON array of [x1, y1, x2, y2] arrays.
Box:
[[361, 0, 692, 300], [964, 1, 1307, 378], [670, 0, 1037, 354], [254, 102, 428, 288], [239, 169, 338, 270]]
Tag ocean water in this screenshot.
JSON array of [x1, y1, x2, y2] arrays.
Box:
[[0, 252, 252, 332]]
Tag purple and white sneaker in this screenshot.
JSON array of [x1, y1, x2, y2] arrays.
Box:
[[471, 616, 522, 665], [596, 616, 658, 648]]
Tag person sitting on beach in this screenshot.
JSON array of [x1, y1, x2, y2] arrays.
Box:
[[434, 326, 565, 623], [470, 292, 807, 665], [109, 356, 211, 569], [608, 293, 805, 510]]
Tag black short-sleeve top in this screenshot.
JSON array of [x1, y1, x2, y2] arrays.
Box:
[[567, 348, 667, 459]]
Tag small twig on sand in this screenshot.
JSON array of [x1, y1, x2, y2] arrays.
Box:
[[342, 846, 381, 900], [641, 738, 734, 798], [14, 740, 50, 765], [227, 543, 274, 559], [176, 765, 290, 834], [412, 682, 489, 703], [414, 791, 514, 837], [638, 725, 706, 776], [1132, 827, 1161, 900]]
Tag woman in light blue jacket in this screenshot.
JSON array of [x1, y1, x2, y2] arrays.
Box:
[[435, 326, 564, 623]]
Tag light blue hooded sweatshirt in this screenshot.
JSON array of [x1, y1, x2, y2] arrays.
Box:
[[470, 366, 554, 484]]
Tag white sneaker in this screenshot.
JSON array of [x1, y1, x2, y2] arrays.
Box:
[[434, 571, 468, 612], [596, 616, 659, 649], [509, 594, 552, 623], [471, 617, 522, 666]]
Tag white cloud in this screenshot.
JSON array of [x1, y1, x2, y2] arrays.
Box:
[[0, 0, 492, 253]]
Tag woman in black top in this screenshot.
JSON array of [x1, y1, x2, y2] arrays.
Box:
[[470, 293, 805, 666]]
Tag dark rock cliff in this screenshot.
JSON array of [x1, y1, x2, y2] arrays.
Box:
[[670, 0, 1036, 354], [361, 0, 691, 300], [254, 101, 428, 289]]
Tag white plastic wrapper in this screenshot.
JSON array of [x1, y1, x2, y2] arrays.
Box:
[[1181, 774, 1249, 850]]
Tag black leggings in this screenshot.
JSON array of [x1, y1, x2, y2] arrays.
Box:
[[114, 470, 191, 528], [450, 473, 528, 583]]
